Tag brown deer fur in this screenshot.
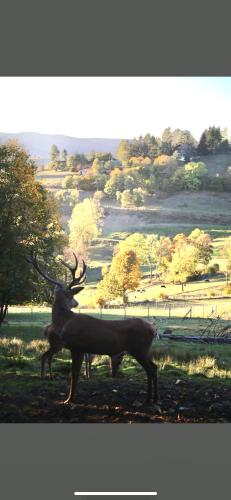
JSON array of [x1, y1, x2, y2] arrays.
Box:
[[61, 314, 158, 404]]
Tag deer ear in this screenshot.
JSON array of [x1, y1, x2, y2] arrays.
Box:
[[71, 286, 85, 295]]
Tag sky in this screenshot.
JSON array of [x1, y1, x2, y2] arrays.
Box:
[[1, 77, 231, 140]]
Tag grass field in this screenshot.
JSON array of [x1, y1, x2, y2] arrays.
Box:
[[1, 307, 231, 422]]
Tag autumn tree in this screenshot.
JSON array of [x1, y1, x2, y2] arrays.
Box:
[[0, 142, 65, 324], [104, 168, 125, 198], [119, 188, 144, 208], [98, 249, 141, 304], [116, 139, 130, 162], [145, 234, 159, 281], [116, 233, 147, 262], [69, 198, 104, 258], [155, 237, 174, 275], [222, 237, 231, 284], [167, 243, 199, 291], [117, 233, 158, 281], [189, 228, 213, 269]]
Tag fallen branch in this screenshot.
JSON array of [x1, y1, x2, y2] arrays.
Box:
[[159, 333, 231, 344]]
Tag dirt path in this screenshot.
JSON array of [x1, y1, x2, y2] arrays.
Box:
[[0, 376, 230, 423]]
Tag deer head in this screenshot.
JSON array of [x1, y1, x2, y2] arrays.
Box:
[[26, 251, 86, 310]]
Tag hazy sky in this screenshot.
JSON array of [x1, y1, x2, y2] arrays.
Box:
[[1, 77, 231, 140]]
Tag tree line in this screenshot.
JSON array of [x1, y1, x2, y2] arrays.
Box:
[[46, 125, 231, 209]]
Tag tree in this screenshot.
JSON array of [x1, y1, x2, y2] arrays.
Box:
[[62, 175, 79, 189], [116, 140, 130, 162], [144, 234, 159, 281], [155, 237, 174, 275], [55, 189, 79, 214], [167, 243, 199, 290], [104, 168, 125, 198], [171, 129, 197, 161], [189, 228, 213, 269], [120, 188, 145, 208], [117, 233, 147, 262], [0, 141, 65, 324], [69, 198, 104, 257], [197, 126, 226, 155], [222, 237, 231, 284], [49, 144, 60, 169], [183, 161, 208, 190], [98, 249, 141, 304]]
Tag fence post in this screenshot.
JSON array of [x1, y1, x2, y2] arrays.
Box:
[[147, 303, 150, 320], [168, 304, 171, 319]]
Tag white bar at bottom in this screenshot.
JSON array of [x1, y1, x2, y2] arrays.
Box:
[[74, 493, 157, 496]]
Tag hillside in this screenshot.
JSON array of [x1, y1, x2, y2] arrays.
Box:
[[0, 132, 121, 161]]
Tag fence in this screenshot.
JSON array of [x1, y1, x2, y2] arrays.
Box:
[[88, 301, 231, 321], [7, 300, 231, 324]]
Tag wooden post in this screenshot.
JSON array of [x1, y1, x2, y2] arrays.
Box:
[[147, 303, 150, 319], [168, 304, 171, 319]]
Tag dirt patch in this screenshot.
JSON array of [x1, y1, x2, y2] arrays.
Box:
[[0, 375, 230, 423]]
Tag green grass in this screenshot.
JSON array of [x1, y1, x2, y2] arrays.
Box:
[[1, 309, 231, 386]]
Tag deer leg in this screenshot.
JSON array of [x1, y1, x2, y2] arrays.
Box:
[[47, 353, 54, 379], [110, 352, 124, 378], [41, 345, 61, 380], [63, 351, 84, 404], [149, 360, 158, 403], [89, 354, 92, 378], [130, 353, 155, 404], [41, 349, 51, 379], [84, 353, 91, 378]]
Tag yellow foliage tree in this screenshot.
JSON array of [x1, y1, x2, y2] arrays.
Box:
[[98, 249, 141, 304]]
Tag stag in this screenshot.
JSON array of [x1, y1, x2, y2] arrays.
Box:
[[27, 252, 122, 380], [27, 252, 158, 405]]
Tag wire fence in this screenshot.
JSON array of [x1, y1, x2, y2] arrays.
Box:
[[6, 300, 231, 324]]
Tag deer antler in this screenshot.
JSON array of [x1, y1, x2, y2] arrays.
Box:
[[26, 251, 64, 287], [59, 252, 87, 289]]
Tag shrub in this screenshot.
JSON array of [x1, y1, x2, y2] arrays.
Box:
[[207, 263, 219, 274]]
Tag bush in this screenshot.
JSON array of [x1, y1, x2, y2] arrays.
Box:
[[62, 175, 79, 189], [207, 263, 220, 274]]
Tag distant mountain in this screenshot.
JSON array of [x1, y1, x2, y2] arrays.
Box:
[[0, 132, 121, 162]]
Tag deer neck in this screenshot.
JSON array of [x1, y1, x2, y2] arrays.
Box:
[[52, 299, 74, 327]]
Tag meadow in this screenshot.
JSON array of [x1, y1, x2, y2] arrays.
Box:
[[0, 302, 231, 423]]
